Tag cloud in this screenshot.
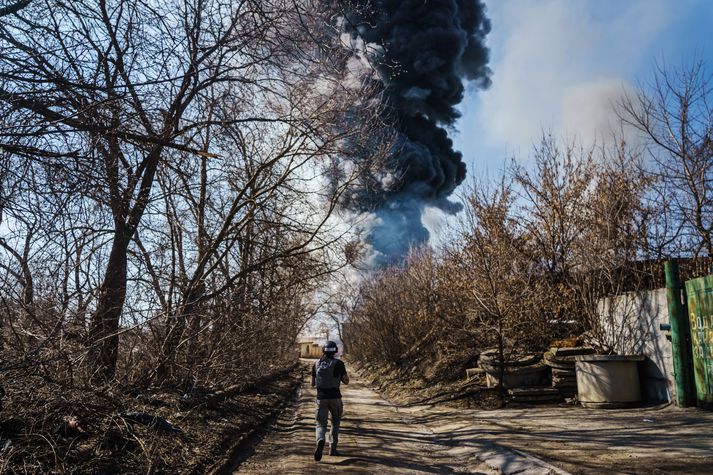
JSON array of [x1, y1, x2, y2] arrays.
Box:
[[462, 0, 670, 157], [559, 77, 635, 147]]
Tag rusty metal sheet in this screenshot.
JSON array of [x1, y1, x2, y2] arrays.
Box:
[[685, 275, 713, 405]]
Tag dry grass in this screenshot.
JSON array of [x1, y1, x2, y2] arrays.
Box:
[[0, 363, 305, 474]]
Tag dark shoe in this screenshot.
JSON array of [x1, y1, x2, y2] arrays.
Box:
[[314, 439, 325, 461], [329, 447, 341, 456]]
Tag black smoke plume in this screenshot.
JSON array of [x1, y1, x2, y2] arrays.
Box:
[[339, 0, 491, 265]]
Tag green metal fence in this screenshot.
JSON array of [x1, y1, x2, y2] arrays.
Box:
[[685, 275, 713, 406]]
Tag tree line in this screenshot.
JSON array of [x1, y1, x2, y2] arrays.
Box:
[[0, 0, 386, 390]]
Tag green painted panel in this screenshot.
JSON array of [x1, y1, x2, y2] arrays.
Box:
[[685, 275, 713, 404]]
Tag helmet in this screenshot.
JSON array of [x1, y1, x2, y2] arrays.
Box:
[[322, 340, 338, 355]]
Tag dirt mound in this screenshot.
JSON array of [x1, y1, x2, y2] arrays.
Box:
[[355, 363, 501, 410]]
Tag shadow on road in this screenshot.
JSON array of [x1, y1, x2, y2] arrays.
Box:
[[237, 377, 495, 474]]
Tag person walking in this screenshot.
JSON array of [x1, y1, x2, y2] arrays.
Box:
[[311, 340, 349, 461]]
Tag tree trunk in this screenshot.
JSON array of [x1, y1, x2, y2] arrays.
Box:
[[88, 227, 130, 382], [21, 233, 34, 312], [157, 150, 208, 385], [156, 284, 204, 385]]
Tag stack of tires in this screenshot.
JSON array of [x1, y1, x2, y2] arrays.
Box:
[[479, 349, 544, 386], [478, 349, 562, 403]]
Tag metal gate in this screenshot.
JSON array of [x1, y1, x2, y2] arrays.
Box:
[[684, 275, 713, 405]]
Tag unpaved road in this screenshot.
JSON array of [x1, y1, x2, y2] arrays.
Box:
[[412, 402, 713, 474], [237, 373, 557, 474], [237, 369, 713, 474]]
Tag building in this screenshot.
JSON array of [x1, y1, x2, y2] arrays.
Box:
[[298, 339, 323, 358]]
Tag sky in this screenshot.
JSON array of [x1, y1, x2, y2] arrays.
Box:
[[453, 0, 713, 177]]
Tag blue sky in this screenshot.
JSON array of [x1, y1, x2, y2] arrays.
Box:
[[453, 0, 713, 177]]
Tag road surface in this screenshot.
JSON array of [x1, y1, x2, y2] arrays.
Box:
[[237, 371, 555, 474], [237, 366, 713, 474]]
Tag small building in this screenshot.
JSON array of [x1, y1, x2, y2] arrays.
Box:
[[298, 339, 323, 358]]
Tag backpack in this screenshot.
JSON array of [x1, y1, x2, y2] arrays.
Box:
[[315, 357, 341, 389]]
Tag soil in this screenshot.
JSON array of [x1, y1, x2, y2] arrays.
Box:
[[356, 363, 504, 410], [367, 369, 713, 475], [0, 364, 305, 474]]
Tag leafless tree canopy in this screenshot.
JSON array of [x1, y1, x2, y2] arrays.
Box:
[[0, 0, 388, 390], [619, 59, 713, 258]]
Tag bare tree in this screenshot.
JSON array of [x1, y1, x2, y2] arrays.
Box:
[[453, 179, 550, 385], [619, 59, 713, 257], [0, 0, 31, 17], [512, 135, 596, 280], [573, 140, 654, 351], [0, 0, 272, 380]]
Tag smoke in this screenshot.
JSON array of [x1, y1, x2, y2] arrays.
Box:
[[339, 0, 492, 265]]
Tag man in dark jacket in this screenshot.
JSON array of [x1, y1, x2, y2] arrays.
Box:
[[311, 340, 349, 461]]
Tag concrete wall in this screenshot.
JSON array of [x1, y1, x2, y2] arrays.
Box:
[[598, 288, 675, 402]]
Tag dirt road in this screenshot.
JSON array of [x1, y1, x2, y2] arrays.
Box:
[[235, 366, 713, 474], [412, 402, 713, 474], [237, 372, 559, 474]]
